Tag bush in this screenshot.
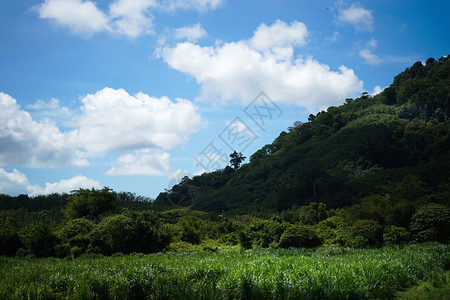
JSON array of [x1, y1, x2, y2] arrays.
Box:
[[63, 187, 116, 219], [88, 214, 137, 255], [238, 230, 252, 250], [88, 213, 166, 255], [278, 225, 321, 248], [59, 218, 96, 249], [0, 224, 22, 256], [348, 235, 369, 248], [346, 219, 382, 247], [19, 223, 60, 258], [71, 246, 83, 258], [298, 202, 327, 225], [383, 225, 410, 246], [410, 203, 450, 243]]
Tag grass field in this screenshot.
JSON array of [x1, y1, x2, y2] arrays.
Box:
[[0, 243, 448, 300]]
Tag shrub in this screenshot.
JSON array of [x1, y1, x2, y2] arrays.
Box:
[[298, 202, 327, 225], [88, 214, 166, 255], [410, 203, 450, 243], [71, 246, 83, 258], [346, 219, 382, 247], [383, 225, 410, 246], [0, 224, 22, 256], [59, 218, 96, 249], [278, 225, 321, 248], [88, 214, 137, 255], [19, 223, 59, 258], [238, 230, 253, 250]]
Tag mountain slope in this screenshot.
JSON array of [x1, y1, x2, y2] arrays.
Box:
[[155, 56, 450, 213]]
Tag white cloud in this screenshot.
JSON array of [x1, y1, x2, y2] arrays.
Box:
[[0, 92, 88, 168], [359, 38, 382, 65], [174, 23, 207, 42], [0, 168, 99, 196], [71, 87, 203, 154], [160, 20, 363, 110], [109, 0, 156, 38], [38, 0, 222, 38], [157, 0, 223, 11], [38, 0, 112, 36], [26, 98, 72, 124], [336, 1, 374, 31], [0, 89, 202, 177], [371, 85, 385, 96], [26, 98, 62, 110], [359, 49, 382, 65], [106, 148, 171, 176], [0, 168, 36, 196], [250, 20, 308, 51], [30, 175, 101, 195]]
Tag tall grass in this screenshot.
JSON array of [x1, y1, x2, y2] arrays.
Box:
[[0, 243, 448, 299]]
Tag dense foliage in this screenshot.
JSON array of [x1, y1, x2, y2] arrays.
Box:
[[0, 57, 449, 259], [155, 56, 450, 213], [0, 56, 449, 300]]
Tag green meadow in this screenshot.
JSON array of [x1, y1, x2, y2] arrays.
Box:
[[1, 243, 448, 300]]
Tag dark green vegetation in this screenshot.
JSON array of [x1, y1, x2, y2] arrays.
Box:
[[0, 244, 448, 300], [0, 57, 449, 299], [156, 56, 450, 213]]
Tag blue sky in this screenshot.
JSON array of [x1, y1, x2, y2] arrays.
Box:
[[0, 0, 449, 198]]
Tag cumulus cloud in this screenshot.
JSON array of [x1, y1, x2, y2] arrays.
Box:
[[31, 175, 101, 195], [0, 168, 36, 196], [38, 0, 112, 36], [0, 168, 99, 196], [0, 89, 202, 176], [109, 0, 156, 38], [371, 85, 385, 96], [336, 1, 374, 31], [250, 20, 308, 51], [71, 87, 202, 154], [160, 20, 363, 110], [38, 0, 222, 38], [106, 148, 171, 176], [359, 38, 382, 65], [174, 23, 207, 42], [0, 92, 88, 168]]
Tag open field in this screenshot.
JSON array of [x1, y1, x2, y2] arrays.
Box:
[[0, 243, 448, 300]]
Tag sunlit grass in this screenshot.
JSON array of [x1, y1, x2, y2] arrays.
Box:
[[0, 243, 448, 299]]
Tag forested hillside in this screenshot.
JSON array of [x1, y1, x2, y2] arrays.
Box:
[[155, 56, 450, 213], [0, 57, 449, 258]]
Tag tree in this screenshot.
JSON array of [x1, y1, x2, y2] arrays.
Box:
[[229, 151, 246, 169], [278, 225, 320, 248], [410, 204, 449, 243], [298, 202, 327, 225], [288, 121, 303, 131], [59, 218, 96, 249], [346, 219, 382, 247], [19, 223, 59, 257], [308, 114, 316, 122], [63, 187, 117, 220], [0, 218, 22, 256]]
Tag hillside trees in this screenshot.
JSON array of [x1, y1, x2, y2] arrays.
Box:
[[63, 187, 117, 220]]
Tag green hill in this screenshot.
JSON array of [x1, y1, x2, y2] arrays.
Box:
[[154, 56, 450, 214]]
